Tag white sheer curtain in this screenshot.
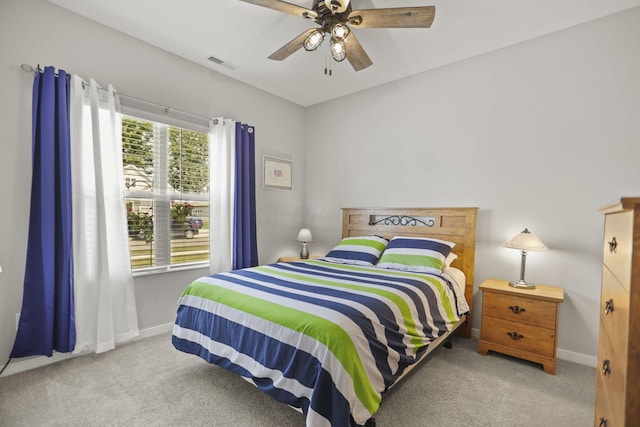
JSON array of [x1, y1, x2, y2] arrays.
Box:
[[69, 76, 139, 354], [209, 118, 235, 273]]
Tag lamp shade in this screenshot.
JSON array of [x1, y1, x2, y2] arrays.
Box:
[[503, 228, 548, 251], [296, 228, 313, 243]]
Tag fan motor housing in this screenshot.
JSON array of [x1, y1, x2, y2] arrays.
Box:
[[324, 0, 349, 13]]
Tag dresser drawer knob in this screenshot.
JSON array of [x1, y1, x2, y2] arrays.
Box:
[[598, 417, 607, 427], [507, 331, 524, 340], [604, 299, 615, 315], [608, 237, 617, 253], [508, 305, 526, 314], [601, 359, 611, 376]]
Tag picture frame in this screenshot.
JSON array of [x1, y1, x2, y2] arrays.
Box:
[[262, 155, 292, 190]]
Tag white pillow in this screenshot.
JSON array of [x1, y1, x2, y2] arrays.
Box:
[[444, 253, 458, 268]]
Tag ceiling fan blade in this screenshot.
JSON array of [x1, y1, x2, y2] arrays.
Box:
[[345, 32, 372, 71], [268, 28, 318, 61], [348, 6, 435, 28], [238, 0, 317, 19]]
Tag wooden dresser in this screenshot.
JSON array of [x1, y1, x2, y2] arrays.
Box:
[[595, 198, 640, 426], [478, 278, 564, 374]]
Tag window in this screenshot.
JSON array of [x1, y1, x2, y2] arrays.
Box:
[[122, 115, 209, 272]]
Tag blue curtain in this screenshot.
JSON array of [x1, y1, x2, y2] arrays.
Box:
[[233, 123, 258, 269], [11, 66, 76, 358]]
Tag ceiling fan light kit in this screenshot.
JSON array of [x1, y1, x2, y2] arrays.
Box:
[[331, 22, 350, 40], [303, 29, 325, 51], [330, 39, 347, 61], [240, 0, 435, 71]]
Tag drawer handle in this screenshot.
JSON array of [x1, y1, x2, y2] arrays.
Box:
[[604, 299, 614, 315], [608, 237, 617, 253], [507, 331, 524, 340], [602, 359, 611, 376], [598, 417, 607, 427], [508, 305, 526, 314]]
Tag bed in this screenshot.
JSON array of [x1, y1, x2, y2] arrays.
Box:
[[172, 207, 477, 426]]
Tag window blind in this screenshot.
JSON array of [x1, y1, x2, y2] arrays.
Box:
[[122, 112, 210, 273]]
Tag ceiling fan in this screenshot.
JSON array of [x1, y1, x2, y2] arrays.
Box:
[[239, 0, 435, 71]]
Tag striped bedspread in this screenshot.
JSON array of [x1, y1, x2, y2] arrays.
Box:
[[172, 259, 468, 427]]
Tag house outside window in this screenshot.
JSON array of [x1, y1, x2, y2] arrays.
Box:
[[122, 115, 210, 272]]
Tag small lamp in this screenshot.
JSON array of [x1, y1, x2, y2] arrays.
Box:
[[296, 228, 313, 259], [503, 228, 548, 289]]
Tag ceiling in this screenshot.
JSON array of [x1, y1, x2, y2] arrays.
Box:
[[50, 0, 640, 107]]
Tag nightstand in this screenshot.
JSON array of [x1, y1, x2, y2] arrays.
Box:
[[277, 256, 320, 263], [477, 278, 564, 374]]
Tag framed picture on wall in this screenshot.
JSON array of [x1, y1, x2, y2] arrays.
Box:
[[262, 155, 292, 190]]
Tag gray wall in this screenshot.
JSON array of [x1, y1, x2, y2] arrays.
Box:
[[303, 7, 640, 364], [0, 0, 305, 366]]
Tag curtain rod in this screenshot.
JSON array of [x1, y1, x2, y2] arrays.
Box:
[[20, 63, 218, 125]]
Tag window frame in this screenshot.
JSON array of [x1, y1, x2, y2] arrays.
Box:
[[120, 100, 211, 275]]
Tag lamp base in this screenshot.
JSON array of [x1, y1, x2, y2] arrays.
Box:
[[300, 242, 309, 259], [509, 280, 536, 290]]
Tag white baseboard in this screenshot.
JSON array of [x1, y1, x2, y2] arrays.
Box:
[[137, 322, 174, 339], [557, 348, 597, 367], [470, 327, 596, 368], [3, 324, 595, 377], [0, 322, 174, 377]]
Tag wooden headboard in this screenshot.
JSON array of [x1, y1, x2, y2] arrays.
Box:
[[341, 207, 478, 338]]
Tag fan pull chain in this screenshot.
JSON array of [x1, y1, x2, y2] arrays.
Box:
[[324, 51, 333, 76]]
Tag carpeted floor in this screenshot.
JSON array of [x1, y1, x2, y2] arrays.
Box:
[[0, 333, 596, 426]]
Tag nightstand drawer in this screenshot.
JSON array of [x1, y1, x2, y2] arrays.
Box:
[[600, 267, 630, 359], [481, 316, 556, 357], [603, 210, 633, 290], [483, 292, 557, 330]]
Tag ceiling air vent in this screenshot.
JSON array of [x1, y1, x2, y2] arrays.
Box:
[[207, 55, 237, 70]]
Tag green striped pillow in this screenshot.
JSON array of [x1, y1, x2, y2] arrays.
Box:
[[324, 236, 389, 266], [377, 236, 455, 274]]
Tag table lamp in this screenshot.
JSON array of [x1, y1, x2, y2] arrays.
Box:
[[503, 228, 548, 289], [296, 228, 313, 259]]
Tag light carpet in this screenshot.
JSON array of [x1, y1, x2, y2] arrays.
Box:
[[0, 333, 596, 426]]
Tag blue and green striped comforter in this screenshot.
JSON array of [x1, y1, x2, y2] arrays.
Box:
[[172, 259, 467, 427]]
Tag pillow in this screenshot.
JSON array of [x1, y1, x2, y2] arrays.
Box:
[[444, 253, 458, 268], [324, 235, 389, 266], [376, 236, 455, 274]]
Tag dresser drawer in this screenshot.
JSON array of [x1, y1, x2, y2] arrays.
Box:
[[595, 371, 621, 427], [483, 291, 557, 330], [603, 211, 633, 290], [481, 316, 555, 357], [596, 320, 626, 426], [600, 266, 630, 360]]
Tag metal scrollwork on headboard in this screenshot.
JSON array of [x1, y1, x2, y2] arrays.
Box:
[[368, 215, 435, 227]]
